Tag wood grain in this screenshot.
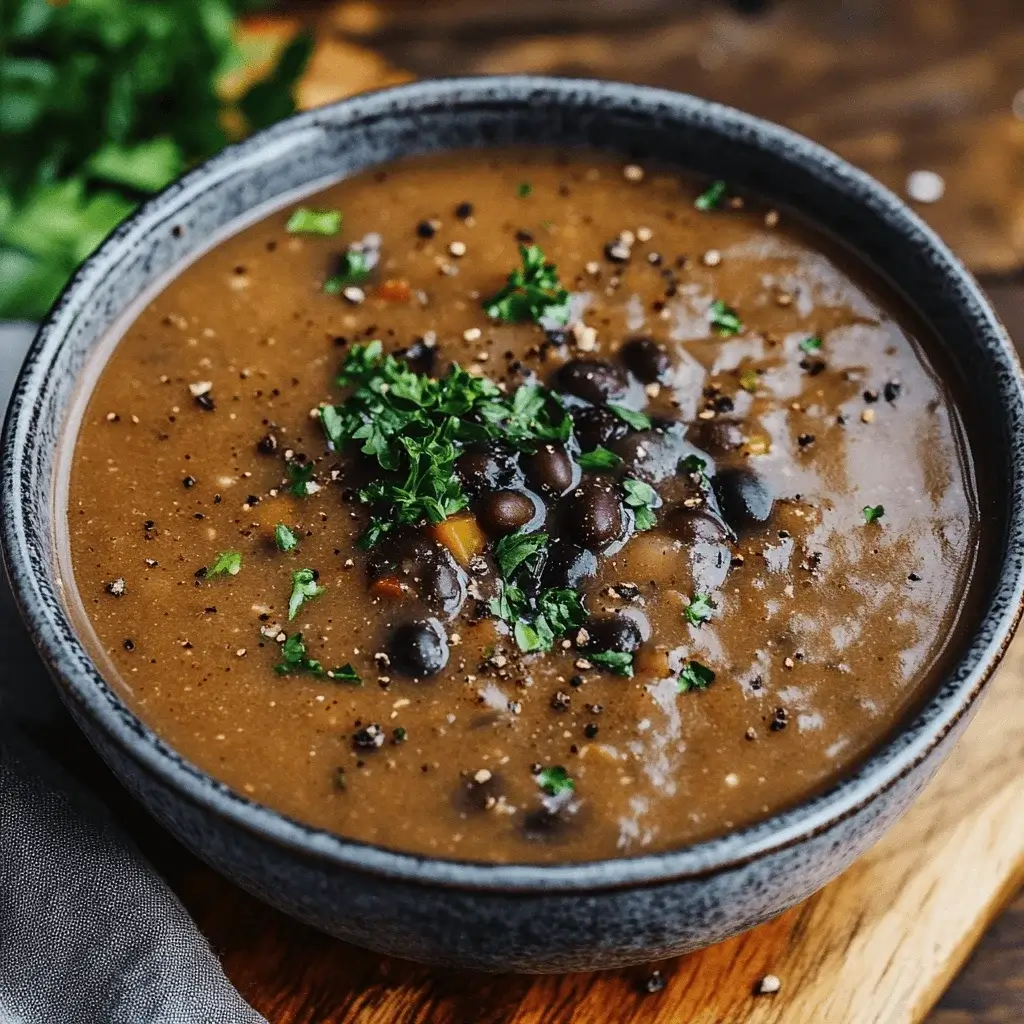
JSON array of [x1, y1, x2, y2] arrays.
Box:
[[171, 6, 1024, 1020]]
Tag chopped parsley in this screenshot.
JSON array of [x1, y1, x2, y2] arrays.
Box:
[[799, 335, 823, 354], [536, 765, 574, 796], [274, 524, 299, 553], [517, 181, 533, 198], [287, 568, 324, 621], [684, 593, 716, 627], [275, 631, 356, 682], [285, 460, 317, 498], [285, 208, 342, 236], [483, 244, 570, 325], [488, 543, 586, 654], [576, 446, 623, 471], [275, 632, 323, 675], [589, 650, 635, 677], [494, 530, 548, 579], [677, 660, 716, 693], [323, 247, 372, 293], [863, 504, 885, 524], [608, 404, 652, 431], [694, 180, 728, 212], [204, 550, 241, 578], [708, 300, 743, 336], [320, 341, 569, 547], [327, 664, 361, 686], [622, 478, 659, 532]]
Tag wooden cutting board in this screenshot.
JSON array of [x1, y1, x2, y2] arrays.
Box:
[[168, 18, 1024, 1022]]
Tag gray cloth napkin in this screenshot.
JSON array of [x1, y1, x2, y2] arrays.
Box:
[[0, 323, 266, 1024]]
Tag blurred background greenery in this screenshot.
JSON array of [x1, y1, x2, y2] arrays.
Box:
[[0, 0, 311, 319]]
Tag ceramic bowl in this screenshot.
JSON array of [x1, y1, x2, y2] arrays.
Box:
[[4, 77, 1024, 972]]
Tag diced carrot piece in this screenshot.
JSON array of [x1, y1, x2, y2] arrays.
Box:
[[370, 575, 407, 600], [376, 278, 411, 303], [429, 514, 486, 567]]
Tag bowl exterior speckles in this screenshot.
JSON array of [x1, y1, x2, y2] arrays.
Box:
[[4, 78, 1024, 972]]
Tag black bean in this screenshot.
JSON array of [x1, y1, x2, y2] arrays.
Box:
[[611, 428, 688, 484], [416, 220, 436, 239], [455, 444, 521, 496], [477, 490, 538, 536], [387, 619, 449, 678], [582, 615, 643, 654], [712, 467, 774, 533], [665, 507, 731, 546], [541, 541, 598, 590], [454, 201, 474, 219], [571, 404, 630, 451], [524, 444, 577, 495], [619, 336, 671, 384], [686, 419, 743, 456], [368, 533, 467, 616], [569, 479, 624, 550], [554, 359, 631, 405]]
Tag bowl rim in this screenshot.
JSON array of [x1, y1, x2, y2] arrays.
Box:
[[4, 74, 1024, 894]]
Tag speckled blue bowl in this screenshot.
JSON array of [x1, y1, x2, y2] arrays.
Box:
[[4, 77, 1024, 972]]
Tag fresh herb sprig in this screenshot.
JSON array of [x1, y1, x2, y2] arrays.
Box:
[[204, 550, 241, 578], [274, 631, 360, 684], [589, 650, 635, 676], [287, 568, 324, 621], [684, 593, 716, 627], [709, 300, 743, 336], [320, 341, 569, 547], [677, 660, 716, 693], [536, 764, 574, 796], [623, 478, 660, 532], [484, 244, 570, 326], [0, 0, 312, 319], [694, 180, 728, 212]]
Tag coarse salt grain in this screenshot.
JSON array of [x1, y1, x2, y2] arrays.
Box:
[[463, 327, 482, 342], [757, 974, 782, 995], [623, 164, 644, 182]]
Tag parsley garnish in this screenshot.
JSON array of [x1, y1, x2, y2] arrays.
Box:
[[321, 341, 569, 547], [286, 208, 342, 236], [863, 504, 885, 524], [608, 404, 652, 431], [623, 478, 659, 532], [205, 551, 241, 578], [0, 4, 311, 320], [285, 460, 317, 498], [323, 247, 372, 293], [275, 524, 299, 553], [577, 446, 623, 471], [589, 650, 635, 677], [799, 335, 823, 354], [694, 180, 728, 212], [287, 568, 324, 621], [275, 632, 323, 675], [709, 300, 743, 336], [483, 245, 570, 325], [536, 765, 574, 796], [684, 593, 716, 627], [494, 530, 548, 579], [275, 632, 357, 682], [488, 546, 586, 654], [327, 664, 361, 686], [677, 660, 716, 693], [517, 181, 533, 198]]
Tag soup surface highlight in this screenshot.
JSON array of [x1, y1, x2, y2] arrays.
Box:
[[68, 151, 980, 863]]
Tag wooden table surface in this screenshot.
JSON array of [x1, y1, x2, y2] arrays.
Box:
[[246, 2, 1024, 1016]]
